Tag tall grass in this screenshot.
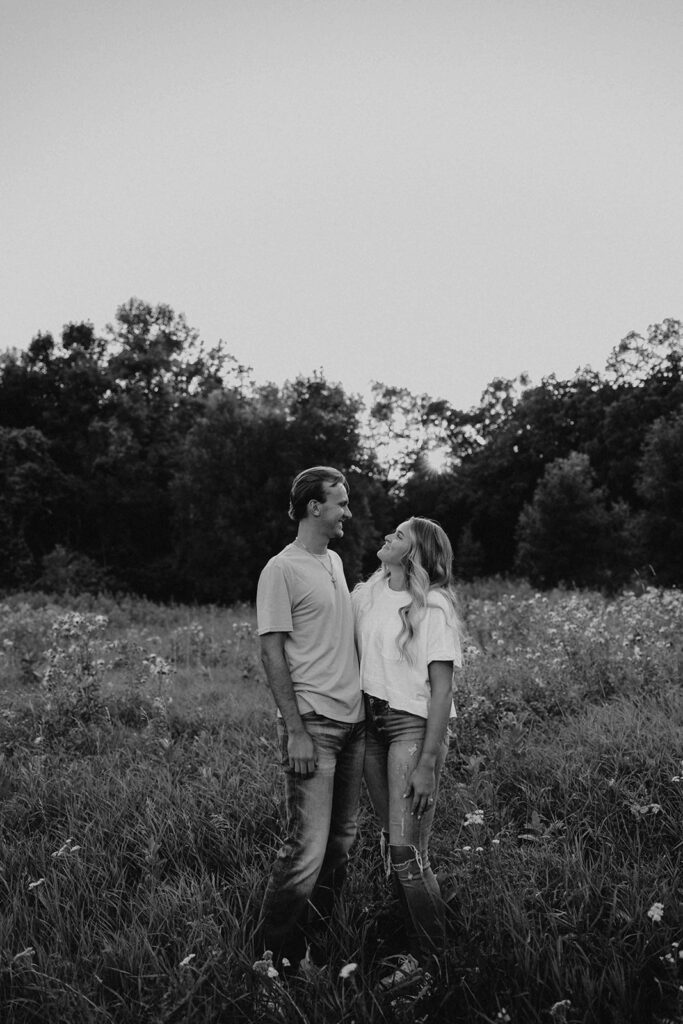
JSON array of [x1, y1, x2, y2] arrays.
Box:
[[0, 584, 681, 1023]]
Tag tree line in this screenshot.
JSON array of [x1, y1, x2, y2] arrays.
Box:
[[1, 299, 682, 601]]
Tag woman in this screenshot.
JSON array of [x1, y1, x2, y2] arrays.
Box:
[[352, 517, 462, 987]]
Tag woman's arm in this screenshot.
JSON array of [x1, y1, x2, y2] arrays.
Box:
[[404, 660, 453, 818]]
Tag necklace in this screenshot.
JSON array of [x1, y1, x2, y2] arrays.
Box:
[[295, 538, 337, 586]]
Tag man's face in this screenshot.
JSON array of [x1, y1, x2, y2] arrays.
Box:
[[316, 482, 351, 540]]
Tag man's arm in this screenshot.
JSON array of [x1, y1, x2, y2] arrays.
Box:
[[260, 632, 317, 776]]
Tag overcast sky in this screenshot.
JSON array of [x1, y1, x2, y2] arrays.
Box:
[[2, 0, 682, 410]]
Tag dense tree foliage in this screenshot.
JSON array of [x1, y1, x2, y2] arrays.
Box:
[[634, 407, 683, 585], [514, 452, 634, 589], [1, 303, 681, 599]]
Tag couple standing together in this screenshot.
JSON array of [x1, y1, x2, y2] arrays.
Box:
[[255, 465, 462, 986]]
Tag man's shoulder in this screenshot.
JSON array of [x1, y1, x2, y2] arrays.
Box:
[[261, 543, 298, 569], [259, 544, 308, 581]]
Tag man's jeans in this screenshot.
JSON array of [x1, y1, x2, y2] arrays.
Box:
[[363, 695, 448, 960], [258, 712, 365, 964]]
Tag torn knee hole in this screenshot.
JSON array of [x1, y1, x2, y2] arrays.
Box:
[[379, 831, 391, 877], [389, 844, 426, 874]]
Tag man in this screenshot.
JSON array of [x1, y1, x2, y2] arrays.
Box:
[[255, 465, 365, 973]]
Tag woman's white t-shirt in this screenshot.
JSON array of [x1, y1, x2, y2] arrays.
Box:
[[352, 577, 461, 719]]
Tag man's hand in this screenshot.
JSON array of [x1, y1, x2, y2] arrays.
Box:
[[287, 728, 317, 776]]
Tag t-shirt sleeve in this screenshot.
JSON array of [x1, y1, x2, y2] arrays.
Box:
[[256, 560, 293, 635], [426, 601, 462, 668], [350, 583, 366, 621]]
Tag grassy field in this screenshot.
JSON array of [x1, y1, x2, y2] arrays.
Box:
[[0, 582, 681, 1024]]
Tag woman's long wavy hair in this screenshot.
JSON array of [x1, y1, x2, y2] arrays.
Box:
[[357, 517, 461, 662]]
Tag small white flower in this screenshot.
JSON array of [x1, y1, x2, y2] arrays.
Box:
[[492, 839, 501, 846], [267, 965, 279, 978], [549, 999, 572, 1022], [339, 962, 358, 979], [179, 954, 196, 968], [463, 809, 485, 827], [461, 845, 472, 852], [647, 901, 665, 923], [51, 837, 81, 858], [13, 947, 35, 961]]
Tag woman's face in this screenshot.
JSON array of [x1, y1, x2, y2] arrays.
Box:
[[378, 520, 413, 567]]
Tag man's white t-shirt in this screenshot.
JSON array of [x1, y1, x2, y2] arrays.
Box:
[[352, 577, 461, 719], [256, 543, 363, 723]]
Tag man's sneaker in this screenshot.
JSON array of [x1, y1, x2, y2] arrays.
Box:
[[379, 953, 422, 989], [378, 954, 433, 998]]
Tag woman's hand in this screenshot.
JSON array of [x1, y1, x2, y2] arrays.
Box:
[[404, 763, 437, 819]]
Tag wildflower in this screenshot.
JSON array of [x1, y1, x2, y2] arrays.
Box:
[[145, 654, 172, 677], [179, 954, 196, 968], [629, 803, 662, 817], [492, 838, 501, 846], [496, 1009, 511, 1022], [549, 999, 571, 1022], [28, 878, 45, 890], [13, 948, 35, 961], [462, 845, 472, 852], [463, 809, 485, 827], [647, 901, 665, 923], [253, 950, 279, 979], [51, 837, 81, 858], [339, 962, 358, 979]]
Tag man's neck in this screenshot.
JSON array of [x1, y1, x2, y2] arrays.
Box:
[[296, 522, 328, 556]]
